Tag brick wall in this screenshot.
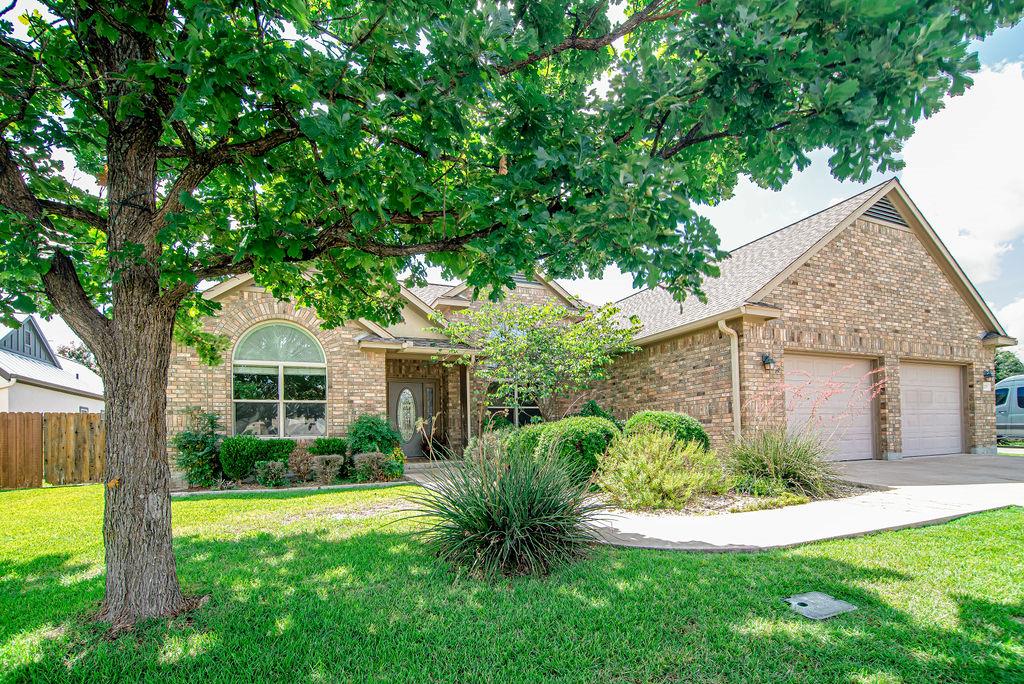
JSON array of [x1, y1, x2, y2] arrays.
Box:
[[166, 285, 387, 489], [590, 216, 997, 457], [741, 216, 997, 456]]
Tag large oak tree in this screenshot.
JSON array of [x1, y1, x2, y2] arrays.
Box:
[[1, 0, 1020, 625]]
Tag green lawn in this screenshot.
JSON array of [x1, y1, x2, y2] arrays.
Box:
[[1, 486, 1022, 683]]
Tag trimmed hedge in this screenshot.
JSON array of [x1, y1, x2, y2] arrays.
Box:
[[623, 411, 710, 450], [219, 435, 296, 480], [309, 437, 348, 456], [535, 416, 619, 475], [347, 415, 401, 454]]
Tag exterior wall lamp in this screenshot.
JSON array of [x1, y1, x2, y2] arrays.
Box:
[[982, 368, 994, 380], [761, 353, 777, 372]]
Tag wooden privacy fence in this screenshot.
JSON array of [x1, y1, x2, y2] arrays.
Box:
[[0, 412, 106, 489]]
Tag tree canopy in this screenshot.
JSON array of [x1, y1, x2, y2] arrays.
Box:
[[438, 301, 641, 412], [3, 0, 1021, 350], [996, 349, 1024, 382]]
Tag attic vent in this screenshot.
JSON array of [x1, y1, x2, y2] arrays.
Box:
[[862, 195, 908, 226], [510, 273, 542, 286]]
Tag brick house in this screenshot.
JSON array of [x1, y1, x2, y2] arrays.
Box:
[[583, 178, 1015, 460], [166, 178, 1014, 486]]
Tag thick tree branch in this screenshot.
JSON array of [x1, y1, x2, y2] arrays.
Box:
[[494, 0, 684, 76], [38, 198, 107, 230], [0, 139, 110, 348]]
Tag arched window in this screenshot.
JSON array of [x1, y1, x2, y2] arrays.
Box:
[[232, 323, 327, 437]]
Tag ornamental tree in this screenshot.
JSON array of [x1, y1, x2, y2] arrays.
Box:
[[995, 349, 1024, 382], [437, 301, 641, 424], [1, 0, 1020, 625]]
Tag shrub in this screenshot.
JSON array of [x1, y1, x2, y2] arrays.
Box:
[[289, 443, 315, 481], [170, 407, 222, 488], [410, 443, 602, 578], [219, 435, 296, 480], [727, 427, 838, 498], [534, 416, 619, 475], [314, 454, 346, 485], [347, 415, 401, 454], [597, 430, 729, 510], [463, 428, 514, 462], [623, 411, 710, 450], [577, 399, 621, 428], [253, 460, 288, 487], [354, 449, 404, 483], [483, 412, 515, 431], [504, 423, 545, 460], [309, 436, 348, 456]]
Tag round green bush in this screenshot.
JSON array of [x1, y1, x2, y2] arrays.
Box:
[[308, 436, 348, 456], [219, 435, 295, 480], [623, 411, 710, 450], [347, 415, 401, 454], [534, 416, 619, 475]]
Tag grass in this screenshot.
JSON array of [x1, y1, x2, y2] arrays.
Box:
[[0, 486, 1022, 683]]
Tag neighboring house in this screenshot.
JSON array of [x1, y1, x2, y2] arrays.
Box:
[[0, 315, 104, 413], [584, 178, 1014, 460], [166, 177, 1014, 487]]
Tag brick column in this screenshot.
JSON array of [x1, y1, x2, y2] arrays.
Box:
[[878, 356, 902, 459], [967, 357, 997, 454]]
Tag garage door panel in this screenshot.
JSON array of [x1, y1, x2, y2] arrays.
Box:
[[785, 354, 876, 461], [900, 363, 963, 457]]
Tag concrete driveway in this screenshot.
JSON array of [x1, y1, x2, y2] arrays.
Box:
[[594, 453, 1024, 552], [835, 453, 1024, 487]]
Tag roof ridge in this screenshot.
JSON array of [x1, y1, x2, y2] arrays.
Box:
[[724, 178, 893, 256]]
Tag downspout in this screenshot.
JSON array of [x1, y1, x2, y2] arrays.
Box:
[[464, 357, 473, 443], [718, 320, 742, 441]]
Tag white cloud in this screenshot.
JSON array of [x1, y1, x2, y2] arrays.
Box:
[[899, 62, 1024, 284], [997, 297, 1024, 356]]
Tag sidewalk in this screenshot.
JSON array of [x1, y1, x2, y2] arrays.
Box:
[[593, 482, 1023, 552]]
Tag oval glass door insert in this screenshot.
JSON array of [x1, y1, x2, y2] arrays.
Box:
[[397, 388, 417, 442]]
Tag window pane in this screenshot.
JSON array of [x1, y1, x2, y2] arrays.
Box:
[[233, 365, 278, 400], [996, 388, 1008, 406], [235, 324, 325, 363], [284, 367, 327, 400], [1018, 387, 1024, 409], [234, 402, 279, 436], [516, 406, 543, 427], [285, 402, 326, 437]]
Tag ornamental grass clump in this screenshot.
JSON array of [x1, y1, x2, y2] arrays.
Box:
[[410, 443, 603, 578], [727, 427, 839, 498]]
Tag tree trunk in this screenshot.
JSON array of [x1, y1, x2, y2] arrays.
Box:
[[96, 303, 186, 625]]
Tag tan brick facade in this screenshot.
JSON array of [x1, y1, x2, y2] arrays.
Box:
[[166, 279, 571, 488], [592, 216, 999, 456]]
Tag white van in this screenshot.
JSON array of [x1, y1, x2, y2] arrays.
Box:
[[995, 374, 1024, 440]]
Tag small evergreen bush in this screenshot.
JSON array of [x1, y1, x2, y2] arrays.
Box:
[[577, 399, 621, 428], [534, 416, 619, 475], [353, 448, 404, 482], [410, 443, 602, 578], [347, 415, 401, 454], [504, 423, 545, 460], [309, 436, 348, 455], [623, 411, 710, 450], [314, 455, 346, 485], [170, 407, 222, 488], [727, 427, 838, 498], [219, 435, 295, 480], [597, 430, 729, 510], [253, 460, 288, 487]]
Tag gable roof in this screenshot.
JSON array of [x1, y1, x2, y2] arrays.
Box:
[[405, 282, 454, 306], [0, 316, 104, 399], [0, 315, 60, 366], [619, 178, 1010, 344]]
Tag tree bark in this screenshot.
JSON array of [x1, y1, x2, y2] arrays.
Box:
[[96, 301, 186, 625]]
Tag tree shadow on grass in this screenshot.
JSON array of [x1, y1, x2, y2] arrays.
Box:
[[6, 522, 1023, 684]]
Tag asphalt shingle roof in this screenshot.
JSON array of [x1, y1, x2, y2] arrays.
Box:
[[405, 282, 456, 306], [616, 183, 887, 339]]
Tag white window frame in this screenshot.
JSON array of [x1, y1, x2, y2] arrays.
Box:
[[232, 321, 328, 438]]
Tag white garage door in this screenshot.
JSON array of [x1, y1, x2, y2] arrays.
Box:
[[785, 354, 876, 461], [900, 363, 963, 457]]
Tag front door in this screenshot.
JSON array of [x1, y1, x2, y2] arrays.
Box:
[[387, 380, 437, 458]]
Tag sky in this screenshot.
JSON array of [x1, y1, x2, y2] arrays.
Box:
[[15, 7, 1024, 357]]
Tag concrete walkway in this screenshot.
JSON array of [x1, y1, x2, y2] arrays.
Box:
[[593, 454, 1024, 552]]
